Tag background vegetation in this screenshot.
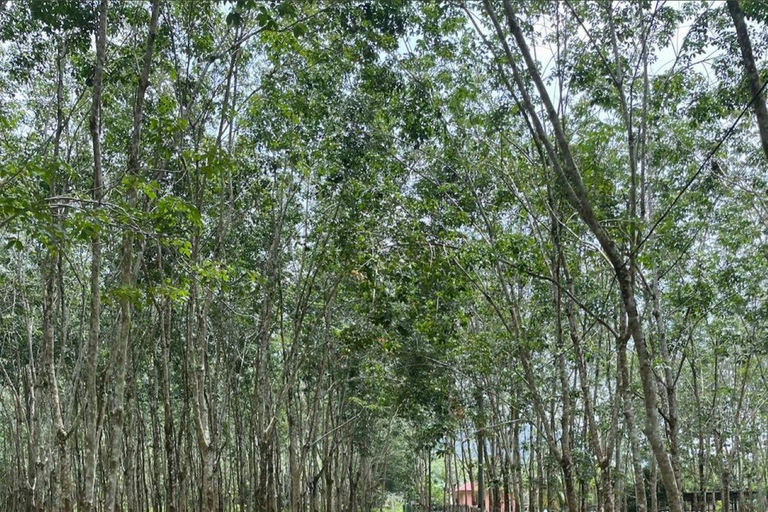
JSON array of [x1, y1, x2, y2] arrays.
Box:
[[1, 1, 767, 511]]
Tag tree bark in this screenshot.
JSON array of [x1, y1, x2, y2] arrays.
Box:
[[104, 2, 161, 509], [619, 337, 647, 512], [727, 0, 768, 161], [476, 390, 486, 511], [84, 1, 108, 509]]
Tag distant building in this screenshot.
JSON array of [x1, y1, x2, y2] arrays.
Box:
[[454, 482, 515, 511]]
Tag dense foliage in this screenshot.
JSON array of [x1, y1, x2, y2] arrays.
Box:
[[1, 1, 767, 511]]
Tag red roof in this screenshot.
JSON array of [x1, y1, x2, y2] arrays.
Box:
[[457, 482, 477, 492]]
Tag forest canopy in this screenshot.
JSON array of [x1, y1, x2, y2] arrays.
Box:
[[1, 1, 767, 512]]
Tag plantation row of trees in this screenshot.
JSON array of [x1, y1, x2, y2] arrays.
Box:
[[0, 1, 767, 511]]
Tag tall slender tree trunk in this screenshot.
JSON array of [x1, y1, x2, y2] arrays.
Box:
[[477, 390, 486, 511], [619, 338, 647, 512], [727, 0, 768, 161], [104, 2, 161, 509], [84, 1, 108, 509], [551, 198, 579, 512], [653, 270, 682, 491]]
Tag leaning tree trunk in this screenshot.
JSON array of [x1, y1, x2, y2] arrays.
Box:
[[727, 0, 768, 161], [479, 3, 684, 512]]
